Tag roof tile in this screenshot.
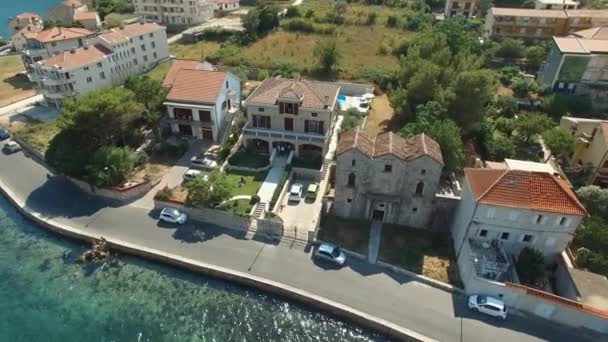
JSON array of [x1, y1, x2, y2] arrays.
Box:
[[165, 69, 230, 104], [246, 77, 340, 110], [162, 59, 216, 87]]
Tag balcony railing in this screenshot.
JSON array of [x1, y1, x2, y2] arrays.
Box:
[[242, 122, 328, 144]]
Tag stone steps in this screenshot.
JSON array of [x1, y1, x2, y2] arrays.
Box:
[[252, 202, 266, 219]]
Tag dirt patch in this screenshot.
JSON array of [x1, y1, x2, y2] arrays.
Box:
[[497, 85, 514, 96], [363, 94, 394, 136], [0, 55, 35, 107], [0, 113, 32, 132], [130, 162, 172, 183]]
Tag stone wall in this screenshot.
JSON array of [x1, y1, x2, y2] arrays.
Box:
[[555, 251, 581, 301], [429, 194, 461, 232], [292, 167, 321, 181], [67, 176, 157, 204]]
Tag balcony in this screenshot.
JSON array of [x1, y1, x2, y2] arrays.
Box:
[[38, 88, 76, 99], [242, 122, 328, 145]]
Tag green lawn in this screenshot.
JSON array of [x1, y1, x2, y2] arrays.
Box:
[[228, 148, 269, 168], [225, 170, 266, 197], [105, 12, 137, 28], [15, 119, 61, 151], [221, 198, 254, 216], [317, 215, 371, 255], [147, 61, 172, 81]]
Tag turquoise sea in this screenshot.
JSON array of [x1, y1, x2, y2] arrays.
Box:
[[0, 194, 389, 342], [0, 0, 60, 38]]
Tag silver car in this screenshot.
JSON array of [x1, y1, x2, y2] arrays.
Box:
[[190, 156, 218, 169], [159, 208, 188, 225], [313, 243, 346, 266], [3, 141, 21, 154], [468, 295, 508, 320]]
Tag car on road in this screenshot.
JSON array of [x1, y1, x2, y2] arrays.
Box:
[[3, 141, 21, 154], [0, 128, 10, 141], [190, 156, 218, 169], [183, 169, 208, 182], [306, 183, 319, 200], [288, 183, 303, 202], [313, 242, 346, 266], [159, 208, 188, 225], [468, 295, 507, 320]]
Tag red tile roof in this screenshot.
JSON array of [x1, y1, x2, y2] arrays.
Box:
[[162, 59, 216, 87], [39, 44, 111, 70], [464, 168, 588, 216], [28, 27, 94, 43], [74, 11, 99, 21], [165, 69, 229, 104], [99, 22, 163, 44], [337, 127, 444, 165], [247, 77, 340, 110]]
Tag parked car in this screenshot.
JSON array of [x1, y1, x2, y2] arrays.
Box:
[[468, 295, 508, 320], [0, 128, 10, 141], [313, 242, 346, 266], [306, 183, 319, 200], [288, 183, 303, 202], [190, 156, 218, 169], [183, 169, 208, 181], [159, 208, 188, 225], [3, 141, 21, 154]]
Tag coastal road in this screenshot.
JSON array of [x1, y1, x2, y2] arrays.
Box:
[[0, 149, 601, 342]]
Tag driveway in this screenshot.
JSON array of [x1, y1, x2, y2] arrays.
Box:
[[278, 177, 322, 240]]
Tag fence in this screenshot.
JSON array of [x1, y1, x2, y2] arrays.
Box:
[[68, 176, 158, 203]]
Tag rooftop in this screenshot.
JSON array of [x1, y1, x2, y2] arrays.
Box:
[[491, 7, 569, 18], [99, 22, 164, 44], [15, 24, 43, 37], [165, 69, 229, 104], [38, 44, 111, 70], [162, 59, 216, 87], [554, 36, 608, 54], [12, 12, 41, 21], [337, 127, 444, 165], [26, 27, 94, 43], [572, 26, 608, 39], [464, 168, 588, 216], [246, 77, 340, 110], [535, 0, 578, 4], [74, 12, 99, 21], [485, 159, 557, 174]]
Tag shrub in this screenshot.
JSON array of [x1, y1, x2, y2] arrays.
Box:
[[133, 151, 149, 167], [250, 195, 261, 205], [280, 18, 336, 34], [304, 9, 314, 18], [495, 38, 525, 59], [498, 65, 520, 86], [258, 69, 269, 81], [155, 186, 173, 201], [511, 77, 538, 97], [516, 247, 546, 288], [285, 6, 300, 17], [541, 94, 592, 120], [386, 15, 399, 28], [366, 12, 377, 25]]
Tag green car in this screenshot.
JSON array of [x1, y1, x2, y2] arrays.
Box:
[[306, 183, 319, 200]]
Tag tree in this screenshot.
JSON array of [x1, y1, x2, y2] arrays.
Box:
[[314, 40, 341, 74], [516, 247, 546, 288], [487, 135, 516, 161], [93, 0, 134, 19], [86, 146, 136, 187], [46, 128, 96, 178], [257, 5, 280, 33], [401, 102, 465, 171], [124, 75, 168, 137], [525, 46, 547, 71], [576, 186, 608, 219], [334, 1, 348, 16], [513, 112, 553, 142], [185, 171, 234, 207], [542, 127, 575, 161], [495, 38, 525, 59], [242, 9, 261, 37], [511, 77, 538, 97], [448, 69, 496, 130], [494, 95, 518, 118], [542, 94, 592, 120]]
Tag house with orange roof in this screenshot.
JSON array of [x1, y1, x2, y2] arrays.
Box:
[[334, 127, 444, 228], [21, 27, 96, 65], [451, 161, 587, 292], [73, 11, 101, 31], [161, 61, 240, 142]]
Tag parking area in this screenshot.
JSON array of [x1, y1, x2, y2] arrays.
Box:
[[278, 176, 323, 239]]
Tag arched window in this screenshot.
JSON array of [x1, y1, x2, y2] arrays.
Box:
[[348, 173, 356, 187], [415, 182, 424, 195]]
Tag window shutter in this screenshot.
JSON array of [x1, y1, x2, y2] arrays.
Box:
[[266, 116, 271, 129], [319, 121, 324, 135], [252, 115, 258, 128], [279, 102, 284, 114], [294, 103, 299, 115], [304, 120, 309, 133]]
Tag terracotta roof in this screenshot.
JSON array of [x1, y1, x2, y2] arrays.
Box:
[[337, 127, 444, 165], [16, 24, 43, 36], [29, 27, 94, 43], [99, 22, 163, 44], [491, 8, 568, 18], [162, 59, 216, 87], [74, 12, 99, 21], [38, 44, 111, 70], [464, 168, 588, 216], [246, 77, 340, 110], [572, 26, 608, 40], [165, 69, 229, 104]]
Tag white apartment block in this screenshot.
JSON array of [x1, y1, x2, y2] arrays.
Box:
[[444, 0, 479, 19], [21, 27, 96, 65], [26, 22, 169, 108], [133, 0, 214, 26]]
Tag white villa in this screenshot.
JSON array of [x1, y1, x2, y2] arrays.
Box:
[[132, 0, 214, 26]]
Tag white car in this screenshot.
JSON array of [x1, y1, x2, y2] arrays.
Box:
[[288, 183, 303, 202], [190, 156, 218, 169], [468, 295, 508, 320], [159, 208, 188, 225], [3, 141, 21, 154], [313, 242, 346, 266], [183, 169, 208, 181]]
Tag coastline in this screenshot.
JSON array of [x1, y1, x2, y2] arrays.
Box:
[[0, 175, 433, 342]]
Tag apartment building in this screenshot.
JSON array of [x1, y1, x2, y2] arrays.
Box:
[[213, 0, 240, 11], [535, 0, 579, 10], [21, 27, 96, 66], [26, 22, 169, 108], [537, 27, 608, 110], [9, 13, 44, 52], [243, 77, 340, 158], [133, 0, 214, 26], [444, 0, 479, 19], [560, 116, 608, 187], [485, 7, 608, 39]]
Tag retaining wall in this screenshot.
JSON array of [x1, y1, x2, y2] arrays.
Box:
[[429, 194, 460, 232], [12, 136, 45, 164], [154, 199, 251, 232], [292, 167, 321, 181], [68, 176, 156, 204], [335, 82, 374, 96]]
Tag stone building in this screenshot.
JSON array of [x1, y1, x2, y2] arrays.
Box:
[[333, 127, 444, 229]]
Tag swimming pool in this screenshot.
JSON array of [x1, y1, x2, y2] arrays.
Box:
[[337, 94, 347, 107]]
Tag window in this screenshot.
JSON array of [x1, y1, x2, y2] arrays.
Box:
[[415, 182, 424, 195], [99, 72, 105, 80], [279, 102, 299, 115], [351, 159, 356, 167], [559, 217, 568, 226], [153, 52, 157, 59], [97, 62, 102, 68], [258, 107, 265, 112], [479, 229, 488, 238], [86, 77, 92, 83], [226, 81, 229, 89], [141, 44, 146, 51], [143, 55, 148, 62], [522, 234, 534, 243], [412, 207, 418, 212], [384, 164, 392, 173], [174, 108, 193, 121], [149, 33, 154, 38], [536, 215, 543, 224], [199, 110, 211, 122], [305, 120, 324, 135], [152, 41, 156, 48], [500, 232, 510, 240], [311, 112, 318, 117], [252, 115, 271, 129], [348, 173, 355, 187], [347, 198, 352, 203], [421, 169, 426, 175], [84, 66, 89, 71], [139, 35, 144, 41]]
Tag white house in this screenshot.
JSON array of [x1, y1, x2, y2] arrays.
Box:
[[214, 0, 240, 11], [163, 62, 240, 142], [132, 0, 214, 26], [444, 0, 479, 18], [27, 22, 169, 107], [21, 27, 96, 65]]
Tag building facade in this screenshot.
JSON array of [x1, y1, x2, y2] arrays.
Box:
[[537, 27, 608, 111], [334, 128, 444, 229], [8, 12, 42, 35], [133, 0, 214, 26], [21, 27, 96, 65], [484, 7, 608, 39], [26, 22, 169, 107], [163, 63, 240, 142], [213, 0, 240, 11], [74, 11, 102, 30], [48, 0, 89, 23], [243, 77, 340, 158], [560, 116, 608, 187], [444, 0, 479, 19], [534, 0, 579, 10]]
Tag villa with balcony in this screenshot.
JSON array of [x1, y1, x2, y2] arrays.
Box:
[[162, 61, 240, 142], [242, 77, 340, 159]]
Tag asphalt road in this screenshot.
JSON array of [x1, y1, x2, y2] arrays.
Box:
[[0, 149, 601, 342]]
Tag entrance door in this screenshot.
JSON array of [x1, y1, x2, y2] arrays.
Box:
[[178, 124, 192, 136], [372, 210, 384, 221], [284, 117, 293, 131], [201, 128, 213, 140]]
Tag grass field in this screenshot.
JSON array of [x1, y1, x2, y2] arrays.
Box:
[[15, 119, 61, 151], [0, 55, 34, 107], [364, 94, 394, 136]]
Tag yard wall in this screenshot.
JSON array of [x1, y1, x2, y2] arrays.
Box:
[[335, 82, 374, 96], [555, 251, 581, 301], [12, 136, 45, 164], [429, 194, 461, 232], [292, 167, 321, 181], [224, 146, 274, 172], [67, 176, 157, 203]]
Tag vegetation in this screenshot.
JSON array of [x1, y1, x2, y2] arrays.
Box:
[[542, 127, 575, 162], [90, 0, 134, 20], [516, 247, 546, 288], [124, 75, 168, 137], [185, 171, 235, 208], [86, 146, 136, 187], [574, 186, 608, 276], [242, 4, 280, 39], [314, 39, 341, 74], [228, 147, 269, 168], [15, 120, 61, 151], [0, 55, 34, 107]]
